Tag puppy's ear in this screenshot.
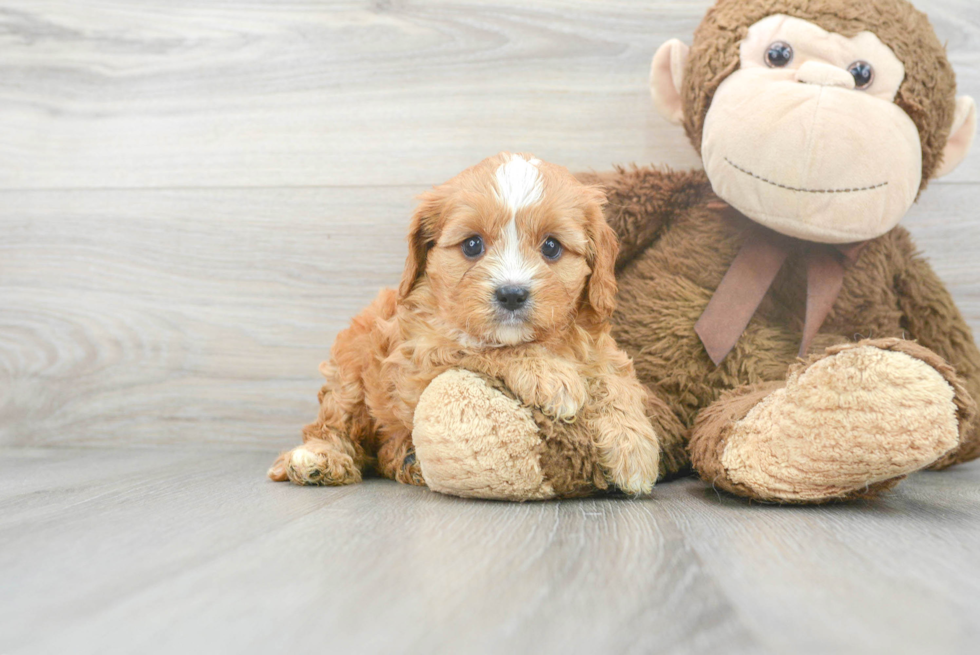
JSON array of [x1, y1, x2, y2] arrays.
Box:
[[398, 188, 446, 300], [583, 188, 619, 320]]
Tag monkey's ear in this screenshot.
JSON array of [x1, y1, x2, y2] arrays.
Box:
[[650, 39, 689, 125], [935, 96, 977, 178], [398, 190, 444, 300]]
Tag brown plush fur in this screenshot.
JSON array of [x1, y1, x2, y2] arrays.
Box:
[[578, 165, 980, 500], [682, 0, 957, 191], [269, 153, 661, 494], [556, 0, 978, 503]]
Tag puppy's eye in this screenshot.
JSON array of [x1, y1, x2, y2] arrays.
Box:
[[765, 41, 793, 68], [847, 61, 874, 89], [461, 235, 484, 259], [541, 237, 562, 261]]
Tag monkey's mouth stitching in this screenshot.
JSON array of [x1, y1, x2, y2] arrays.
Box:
[[725, 158, 888, 194]]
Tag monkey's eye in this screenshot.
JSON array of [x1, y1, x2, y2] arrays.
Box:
[[765, 41, 794, 67], [461, 235, 484, 259], [847, 61, 874, 89], [541, 237, 562, 261]]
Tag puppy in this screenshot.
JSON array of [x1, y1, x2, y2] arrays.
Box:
[[268, 152, 661, 494]]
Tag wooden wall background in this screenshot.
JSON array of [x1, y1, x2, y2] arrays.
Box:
[[2, 0, 979, 451]]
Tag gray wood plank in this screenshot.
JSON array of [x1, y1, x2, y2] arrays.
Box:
[[1, 447, 978, 655], [2, 182, 979, 449], [0, 186, 410, 448], [0, 0, 978, 189], [0, 448, 761, 655], [663, 468, 980, 654]]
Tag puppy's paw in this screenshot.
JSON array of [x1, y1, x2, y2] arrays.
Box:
[[596, 418, 661, 496], [510, 362, 587, 421], [395, 451, 426, 487], [537, 376, 588, 421], [279, 444, 362, 486]]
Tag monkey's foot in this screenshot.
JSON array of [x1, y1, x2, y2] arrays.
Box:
[[413, 369, 606, 500], [697, 339, 961, 502], [413, 369, 555, 500]]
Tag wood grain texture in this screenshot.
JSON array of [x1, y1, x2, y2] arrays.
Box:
[[0, 0, 978, 189], [1, 448, 979, 655], [0, 186, 413, 448]]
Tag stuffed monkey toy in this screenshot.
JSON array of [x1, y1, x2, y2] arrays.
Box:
[[413, 0, 980, 503]]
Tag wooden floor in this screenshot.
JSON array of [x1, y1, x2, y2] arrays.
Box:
[[2, 449, 980, 655], [3, 1, 980, 653]]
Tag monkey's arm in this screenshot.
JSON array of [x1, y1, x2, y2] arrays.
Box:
[[575, 166, 710, 269], [893, 239, 980, 467]]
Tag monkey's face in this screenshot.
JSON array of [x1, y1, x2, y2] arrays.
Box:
[[650, 9, 977, 245], [702, 15, 919, 244]]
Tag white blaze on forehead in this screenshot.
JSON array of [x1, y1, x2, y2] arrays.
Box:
[[494, 154, 543, 212], [491, 217, 537, 287], [488, 154, 545, 288]]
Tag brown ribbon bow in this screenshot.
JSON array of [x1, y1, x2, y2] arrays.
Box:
[[695, 206, 866, 366]]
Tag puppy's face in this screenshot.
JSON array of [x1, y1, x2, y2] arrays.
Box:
[[400, 153, 617, 347]]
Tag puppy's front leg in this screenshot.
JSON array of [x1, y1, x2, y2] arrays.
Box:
[[587, 370, 661, 496], [486, 351, 588, 421], [456, 349, 586, 420]]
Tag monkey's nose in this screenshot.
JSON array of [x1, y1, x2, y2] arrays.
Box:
[[495, 285, 530, 311], [795, 61, 855, 89]]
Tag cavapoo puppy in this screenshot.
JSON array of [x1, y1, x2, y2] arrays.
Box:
[[268, 152, 661, 494]]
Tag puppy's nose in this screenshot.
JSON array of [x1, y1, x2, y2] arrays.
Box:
[[495, 285, 530, 311]]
